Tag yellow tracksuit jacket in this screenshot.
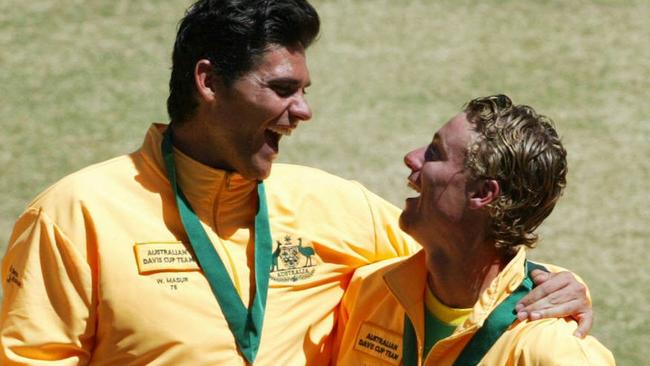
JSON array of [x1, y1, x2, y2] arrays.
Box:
[[334, 249, 615, 365], [0, 124, 418, 365]]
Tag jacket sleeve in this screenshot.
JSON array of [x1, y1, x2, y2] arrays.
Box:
[[356, 183, 420, 261], [1, 208, 96, 365], [512, 318, 616, 365]]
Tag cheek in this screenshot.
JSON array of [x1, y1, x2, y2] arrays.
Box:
[[421, 172, 465, 209], [420, 168, 445, 196], [250, 91, 285, 115], [236, 94, 278, 125]]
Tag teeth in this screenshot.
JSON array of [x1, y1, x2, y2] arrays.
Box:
[[407, 181, 421, 193], [267, 126, 293, 136]]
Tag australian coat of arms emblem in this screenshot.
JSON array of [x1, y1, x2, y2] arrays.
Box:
[[270, 235, 318, 282]]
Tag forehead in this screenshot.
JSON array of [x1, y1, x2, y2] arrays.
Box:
[[249, 45, 310, 80], [436, 112, 475, 158]]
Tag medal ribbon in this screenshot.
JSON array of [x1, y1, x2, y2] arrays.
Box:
[[162, 129, 271, 364], [402, 260, 548, 366]]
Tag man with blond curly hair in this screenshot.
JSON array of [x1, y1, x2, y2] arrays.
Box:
[[463, 94, 568, 254], [334, 95, 614, 365]]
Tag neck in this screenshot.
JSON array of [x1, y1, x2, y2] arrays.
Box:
[[169, 121, 234, 172], [424, 235, 507, 309]]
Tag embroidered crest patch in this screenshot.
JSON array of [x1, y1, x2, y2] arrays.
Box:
[[269, 235, 319, 282], [133, 242, 200, 274], [354, 322, 403, 365]]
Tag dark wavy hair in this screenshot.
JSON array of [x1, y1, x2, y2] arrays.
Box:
[[464, 95, 568, 254], [167, 0, 320, 124]]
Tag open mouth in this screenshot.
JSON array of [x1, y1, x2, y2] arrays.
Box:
[[265, 125, 296, 154], [264, 129, 281, 153], [407, 180, 421, 195], [267, 125, 294, 137]]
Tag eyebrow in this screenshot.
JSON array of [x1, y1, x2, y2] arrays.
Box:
[[266, 77, 311, 88]]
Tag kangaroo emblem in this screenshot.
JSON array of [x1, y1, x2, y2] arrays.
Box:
[[271, 243, 281, 272], [269, 235, 318, 282]]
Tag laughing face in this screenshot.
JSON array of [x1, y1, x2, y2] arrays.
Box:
[[399, 113, 478, 243], [203, 45, 312, 180]]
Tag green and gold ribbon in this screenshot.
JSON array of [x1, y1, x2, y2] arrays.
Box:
[[402, 260, 548, 366], [162, 129, 271, 364]]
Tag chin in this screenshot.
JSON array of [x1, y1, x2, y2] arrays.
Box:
[[398, 212, 413, 234], [247, 160, 274, 181], [399, 210, 426, 242], [258, 169, 272, 180]]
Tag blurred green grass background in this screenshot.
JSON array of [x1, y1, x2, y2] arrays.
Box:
[[1, 0, 648, 364]]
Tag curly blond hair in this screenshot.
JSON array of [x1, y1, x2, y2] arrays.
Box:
[[464, 95, 567, 254]]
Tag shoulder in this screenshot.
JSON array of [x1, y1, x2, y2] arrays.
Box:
[[5, 151, 162, 263], [266, 163, 396, 212], [15, 153, 146, 243], [28, 154, 139, 211], [267, 163, 365, 190], [268, 163, 395, 204], [502, 318, 615, 365]]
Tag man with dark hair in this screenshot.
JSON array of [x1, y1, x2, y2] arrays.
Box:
[[167, 0, 320, 125], [334, 95, 614, 365], [1, 1, 592, 365]]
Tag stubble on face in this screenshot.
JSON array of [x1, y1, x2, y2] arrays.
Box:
[[399, 113, 476, 243], [195, 46, 312, 180]]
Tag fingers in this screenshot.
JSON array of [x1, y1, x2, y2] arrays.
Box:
[[574, 310, 594, 338], [530, 269, 551, 284], [518, 271, 575, 309], [514, 270, 594, 337], [517, 298, 582, 320], [516, 271, 585, 314], [519, 303, 593, 338]]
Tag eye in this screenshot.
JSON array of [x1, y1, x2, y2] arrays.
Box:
[[271, 85, 295, 97], [425, 144, 437, 161], [268, 81, 304, 98]]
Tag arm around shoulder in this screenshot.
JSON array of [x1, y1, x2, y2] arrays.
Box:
[[518, 261, 593, 336]]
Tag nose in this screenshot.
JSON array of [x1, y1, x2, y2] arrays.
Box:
[[404, 147, 426, 171], [404, 146, 425, 187], [289, 93, 312, 122]]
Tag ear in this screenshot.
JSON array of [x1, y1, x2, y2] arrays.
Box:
[[194, 59, 217, 102], [469, 179, 499, 210]]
